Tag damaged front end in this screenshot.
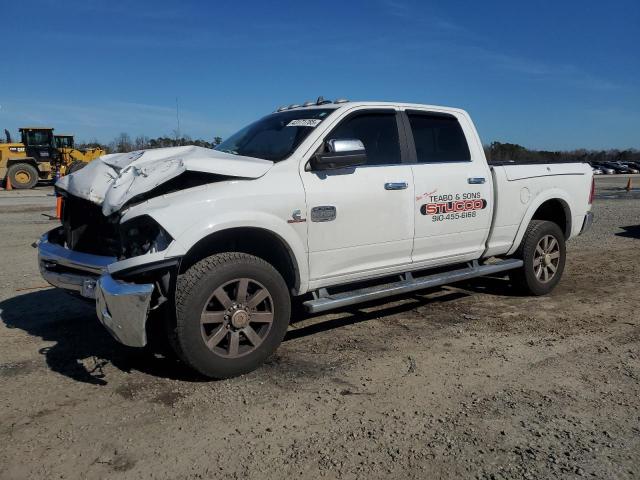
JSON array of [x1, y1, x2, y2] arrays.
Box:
[[55, 145, 273, 215], [38, 219, 179, 347], [38, 145, 273, 347], [95, 258, 180, 348], [38, 190, 182, 348]]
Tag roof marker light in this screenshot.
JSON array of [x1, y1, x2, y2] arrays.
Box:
[[334, 98, 349, 104]]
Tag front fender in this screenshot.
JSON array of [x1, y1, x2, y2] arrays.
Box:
[[164, 210, 310, 294], [506, 188, 572, 256]]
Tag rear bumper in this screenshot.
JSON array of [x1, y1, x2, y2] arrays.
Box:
[[37, 229, 154, 347], [580, 211, 594, 235]]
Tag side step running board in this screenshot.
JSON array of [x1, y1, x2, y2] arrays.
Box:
[[303, 259, 523, 314]]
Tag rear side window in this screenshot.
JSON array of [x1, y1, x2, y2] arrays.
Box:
[[328, 113, 401, 165], [407, 113, 471, 163]]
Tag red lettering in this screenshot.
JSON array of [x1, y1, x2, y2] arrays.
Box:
[[422, 198, 485, 216], [425, 204, 438, 215]]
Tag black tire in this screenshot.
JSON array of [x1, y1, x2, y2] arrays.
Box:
[[66, 161, 86, 174], [7, 163, 38, 189], [174, 252, 291, 379], [510, 220, 566, 296]]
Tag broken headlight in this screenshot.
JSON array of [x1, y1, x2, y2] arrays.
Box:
[[119, 215, 172, 259]]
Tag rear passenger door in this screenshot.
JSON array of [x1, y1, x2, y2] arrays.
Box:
[[405, 110, 493, 265]]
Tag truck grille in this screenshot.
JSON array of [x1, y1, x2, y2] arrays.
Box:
[[61, 195, 121, 257]]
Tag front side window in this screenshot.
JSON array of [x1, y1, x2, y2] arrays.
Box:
[[216, 108, 336, 161], [327, 112, 401, 165], [408, 113, 470, 163]]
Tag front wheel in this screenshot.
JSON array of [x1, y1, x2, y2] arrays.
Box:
[[7, 163, 39, 189], [174, 252, 291, 378], [510, 220, 566, 295]]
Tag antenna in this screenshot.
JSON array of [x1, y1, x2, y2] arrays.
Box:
[[175, 97, 181, 143]]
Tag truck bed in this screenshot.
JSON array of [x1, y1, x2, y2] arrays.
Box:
[[484, 161, 593, 257]]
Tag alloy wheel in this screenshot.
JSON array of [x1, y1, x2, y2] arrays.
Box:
[[533, 234, 561, 283], [200, 278, 274, 358]]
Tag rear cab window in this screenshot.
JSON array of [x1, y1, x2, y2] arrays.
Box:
[[406, 111, 470, 163]]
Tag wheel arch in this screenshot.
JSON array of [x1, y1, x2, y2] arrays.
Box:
[[531, 198, 571, 238], [178, 226, 303, 295], [507, 191, 572, 256]]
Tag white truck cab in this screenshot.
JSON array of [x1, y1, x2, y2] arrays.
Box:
[[38, 98, 594, 378]]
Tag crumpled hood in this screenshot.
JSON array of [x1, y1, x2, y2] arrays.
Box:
[[56, 145, 273, 215]]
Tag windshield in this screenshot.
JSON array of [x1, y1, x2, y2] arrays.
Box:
[[22, 130, 53, 146], [55, 136, 73, 148], [215, 108, 335, 161]]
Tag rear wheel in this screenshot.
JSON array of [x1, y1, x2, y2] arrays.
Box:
[[510, 220, 566, 295], [174, 252, 291, 378], [7, 163, 38, 189]]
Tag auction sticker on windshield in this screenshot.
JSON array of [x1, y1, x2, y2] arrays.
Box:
[[287, 119, 322, 127]]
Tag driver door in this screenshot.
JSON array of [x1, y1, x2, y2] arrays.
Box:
[[301, 109, 414, 285]]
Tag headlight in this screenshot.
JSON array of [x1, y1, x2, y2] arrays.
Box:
[[119, 215, 172, 258]]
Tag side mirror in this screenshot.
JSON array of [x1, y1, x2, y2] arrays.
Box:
[[310, 139, 367, 171]]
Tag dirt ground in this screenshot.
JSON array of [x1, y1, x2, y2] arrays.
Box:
[[0, 179, 639, 479]]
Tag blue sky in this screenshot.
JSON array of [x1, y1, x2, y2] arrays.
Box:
[[0, 0, 638, 150]]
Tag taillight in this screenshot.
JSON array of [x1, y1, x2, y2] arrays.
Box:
[[588, 177, 595, 205]]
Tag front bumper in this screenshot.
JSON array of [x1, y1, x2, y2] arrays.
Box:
[[38, 229, 115, 296], [37, 229, 154, 347], [96, 275, 154, 347], [580, 211, 594, 235]]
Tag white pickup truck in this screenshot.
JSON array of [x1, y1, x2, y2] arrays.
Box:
[[38, 99, 594, 378]]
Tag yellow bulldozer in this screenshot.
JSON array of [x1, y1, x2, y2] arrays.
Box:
[[0, 127, 104, 189], [54, 134, 105, 173]]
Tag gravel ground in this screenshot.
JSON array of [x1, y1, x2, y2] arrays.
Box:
[[0, 183, 638, 479]]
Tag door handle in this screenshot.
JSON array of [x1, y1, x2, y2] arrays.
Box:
[[384, 182, 408, 190], [467, 177, 486, 184]]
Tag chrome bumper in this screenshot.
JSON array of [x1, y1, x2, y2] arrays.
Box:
[[38, 230, 115, 297], [37, 229, 154, 347], [580, 211, 594, 235], [96, 275, 154, 347]]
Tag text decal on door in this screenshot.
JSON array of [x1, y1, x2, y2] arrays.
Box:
[[420, 191, 487, 222]]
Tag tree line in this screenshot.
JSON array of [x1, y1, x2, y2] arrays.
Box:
[[77, 132, 223, 153], [484, 142, 640, 164]]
